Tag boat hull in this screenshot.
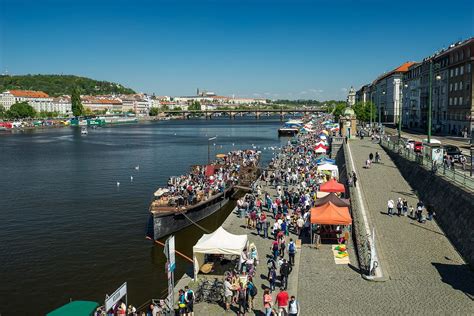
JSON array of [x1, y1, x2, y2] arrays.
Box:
[[147, 190, 232, 240]]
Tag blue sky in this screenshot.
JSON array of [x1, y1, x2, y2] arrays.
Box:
[[1, 0, 473, 100]]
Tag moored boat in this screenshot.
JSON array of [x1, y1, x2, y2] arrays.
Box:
[[146, 150, 260, 240]]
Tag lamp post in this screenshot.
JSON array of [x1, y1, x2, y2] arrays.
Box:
[[435, 74, 442, 133], [208, 136, 216, 164], [379, 91, 386, 126]]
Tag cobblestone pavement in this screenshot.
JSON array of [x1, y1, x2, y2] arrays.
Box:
[[297, 139, 473, 315], [194, 180, 302, 315]]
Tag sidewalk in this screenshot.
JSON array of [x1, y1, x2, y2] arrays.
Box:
[[193, 179, 301, 315]]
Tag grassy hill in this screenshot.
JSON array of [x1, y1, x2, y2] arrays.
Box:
[[0, 74, 136, 97]]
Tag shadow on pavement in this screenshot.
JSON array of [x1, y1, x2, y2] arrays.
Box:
[[431, 262, 474, 298], [409, 222, 446, 236]]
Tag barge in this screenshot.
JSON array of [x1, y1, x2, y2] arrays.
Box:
[[146, 151, 260, 240]]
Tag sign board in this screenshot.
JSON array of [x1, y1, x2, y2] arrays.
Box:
[[168, 236, 176, 272], [105, 282, 127, 311], [369, 228, 378, 275]]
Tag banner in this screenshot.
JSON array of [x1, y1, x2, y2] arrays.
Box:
[[105, 282, 127, 311]]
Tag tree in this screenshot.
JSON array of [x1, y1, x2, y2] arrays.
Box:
[[160, 104, 170, 112], [189, 101, 201, 111], [353, 101, 377, 123], [0, 105, 5, 118], [71, 87, 84, 117], [7, 101, 36, 119], [149, 107, 160, 116]]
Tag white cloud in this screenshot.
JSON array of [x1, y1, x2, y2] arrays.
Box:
[[340, 87, 348, 92], [252, 93, 261, 97], [299, 90, 308, 95]]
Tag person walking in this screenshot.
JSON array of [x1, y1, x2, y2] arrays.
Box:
[[280, 259, 292, 290], [369, 152, 374, 162], [288, 238, 296, 266], [396, 198, 402, 217], [268, 266, 277, 292], [288, 296, 300, 316], [178, 289, 187, 315], [402, 198, 408, 216], [352, 171, 357, 187], [275, 288, 289, 316], [263, 289, 273, 316], [387, 199, 394, 217]]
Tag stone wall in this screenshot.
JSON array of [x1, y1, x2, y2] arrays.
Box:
[[382, 146, 474, 267], [336, 143, 371, 274]]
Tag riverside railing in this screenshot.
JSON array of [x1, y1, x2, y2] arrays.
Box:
[[380, 139, 474, 192]]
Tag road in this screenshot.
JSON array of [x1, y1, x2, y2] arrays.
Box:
[[384, 126, 473, 176]]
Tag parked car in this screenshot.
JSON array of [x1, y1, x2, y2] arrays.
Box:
[[443, 145, 464, 162], [414, 141, 423, 153]]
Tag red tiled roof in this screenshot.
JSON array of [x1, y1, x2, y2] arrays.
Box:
[[8, 90, 49, 98], [373, 62, 416, 84]]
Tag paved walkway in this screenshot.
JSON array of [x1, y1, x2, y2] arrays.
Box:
[[297, 139, 473, 314], [194, 179, 302, 315]]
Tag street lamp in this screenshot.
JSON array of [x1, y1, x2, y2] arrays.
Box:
[[379, 91, 386, 126], [427, 62, 441, 143]]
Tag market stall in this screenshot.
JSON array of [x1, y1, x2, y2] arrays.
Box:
[[193, 227, 248, 279], [310, 201, 352, 244], [314, 192, 350, 207], [318, 164, 340, 179]]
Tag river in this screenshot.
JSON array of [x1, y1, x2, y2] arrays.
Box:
[[0, 117, 288, 315]]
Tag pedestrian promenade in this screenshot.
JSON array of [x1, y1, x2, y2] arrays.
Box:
[[194, 180, 302, 315], [344, 138, 473, 313]]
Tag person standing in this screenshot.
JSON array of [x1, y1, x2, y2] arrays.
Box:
[[387, 199, 394, 217], [246, 277, 257, 311], [402, 198, 408, 216], [352, 171, 357, 187], [275, 288, 289, 316], [237, 282, 247, 316], [184, 285, 194, 316], [263, 289, 273, 316], [288, 238, 296, 266], [280, 259, 292, 290], [268, 266, 277, 292], [288, 296, 300, 316], [224, 277, 233, 311], [178, 289, 187, 315]]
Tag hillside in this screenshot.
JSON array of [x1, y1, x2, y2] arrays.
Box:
[[0, 74, 136, 97]]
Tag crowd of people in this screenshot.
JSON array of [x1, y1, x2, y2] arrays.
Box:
[[151, 150, 260, 209]]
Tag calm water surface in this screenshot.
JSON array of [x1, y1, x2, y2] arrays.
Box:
[[0, 117, 287, 315]]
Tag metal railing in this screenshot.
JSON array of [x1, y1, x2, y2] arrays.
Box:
[[380, 139, 474, 191]]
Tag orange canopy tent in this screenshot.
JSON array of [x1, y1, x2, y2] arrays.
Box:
[[310, 201, 352, 225], [319, 179, 345, 193]]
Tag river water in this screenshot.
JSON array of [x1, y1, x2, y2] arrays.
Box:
[[0, 117, 287, 315]]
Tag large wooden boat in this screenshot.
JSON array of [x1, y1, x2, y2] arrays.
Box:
[[146, 152, 260, 240]]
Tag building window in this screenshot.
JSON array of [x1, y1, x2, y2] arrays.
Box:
[[450, 69, 454, 77], [454, 97, 457, 105], [467, 64, 471, 73], [459, 97, 463, 105], [468, 48, 471, 57], [455, 67, 459, 76], [460, 66, 464, 75], [450, 83, 453, 91], [449, 97, 452, 105], [459, 81, 463, 90], [454, 82, 458, 91], [460, 50, 464, 60]]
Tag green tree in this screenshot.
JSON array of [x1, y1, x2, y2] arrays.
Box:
[[189, 101, 201, 111], [7, 101, 36, 119], [0, 105, 5, 118], [353, 101, 377, 123], [149, 107, 160, 116], [71, 87, 84, 117], [160, 104, 170, 112]]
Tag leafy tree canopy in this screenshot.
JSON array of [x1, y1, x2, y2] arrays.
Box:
[[7, 101, 36, 119], [0, 74, 135, 97]]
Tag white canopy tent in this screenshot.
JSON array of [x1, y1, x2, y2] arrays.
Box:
[[318, 163, 339, 178], [193, 227, 248, 279]]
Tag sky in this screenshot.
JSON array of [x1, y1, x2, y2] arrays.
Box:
[[0, 0, 473, 100]]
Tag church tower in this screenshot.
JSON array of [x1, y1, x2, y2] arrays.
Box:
[[347, 86, 356, 107]]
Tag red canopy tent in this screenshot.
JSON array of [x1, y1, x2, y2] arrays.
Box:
[[319, 179, 345, 193], [310, 201, 352, 225], [314, 143, 329, 150]]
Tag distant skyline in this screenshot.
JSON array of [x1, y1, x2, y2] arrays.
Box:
[[1, 0, 473, 100]]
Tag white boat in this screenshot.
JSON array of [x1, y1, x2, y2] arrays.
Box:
[[81, 127, 88, 135]]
